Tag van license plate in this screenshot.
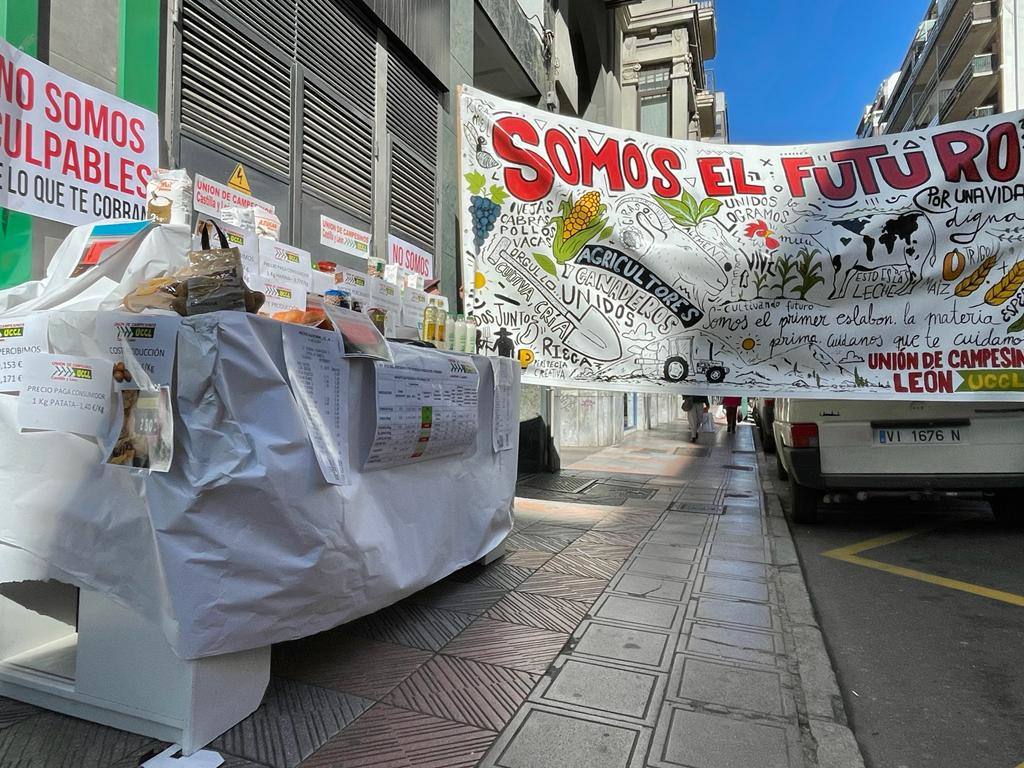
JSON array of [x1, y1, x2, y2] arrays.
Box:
[[875, 428, 966, 445]]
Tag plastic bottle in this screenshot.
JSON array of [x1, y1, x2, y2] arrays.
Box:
[[434, 311, 447, 345], [463, 316, 478, 354], [454, 315, 467, 353], [444, 315, 455, 350], [422, 305, 437, 342]]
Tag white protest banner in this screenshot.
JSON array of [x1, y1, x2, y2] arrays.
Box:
[[0, 314, 48, 392], [460, 85, 1024, 400], [18, 353, 112, 437], [96, 312, 180, 390], [258, 239, 312, 291], [193, 174, 275, 219], [387, 233, 434, 279], [0, 38, 158, 225], [320, 215, 371, 259]]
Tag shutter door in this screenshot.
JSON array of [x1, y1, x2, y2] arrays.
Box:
[[180, 0, 292, 176], [386, 48, 440, 249], [298, 0, 377, 221]]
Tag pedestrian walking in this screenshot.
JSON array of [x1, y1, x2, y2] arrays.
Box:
[[723, 396, 741, 433], [682, 395, 709, 442]]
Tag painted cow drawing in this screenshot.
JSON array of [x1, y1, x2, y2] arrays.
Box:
[[825, 211, 936, 299]]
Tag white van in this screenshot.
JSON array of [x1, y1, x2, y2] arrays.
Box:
[[772, 399, 1024, 523]]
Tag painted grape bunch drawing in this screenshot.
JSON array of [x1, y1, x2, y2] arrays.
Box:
[[466, 171, 508, 251]]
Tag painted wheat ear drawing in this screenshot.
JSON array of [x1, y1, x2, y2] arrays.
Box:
[[954, 255, 997, 297], [983, 259, 1024, 305]]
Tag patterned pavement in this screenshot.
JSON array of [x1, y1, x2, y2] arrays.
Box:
[[0, 418, 823, 767]]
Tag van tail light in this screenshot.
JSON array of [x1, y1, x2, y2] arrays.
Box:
[[789, 423, 819, 448]]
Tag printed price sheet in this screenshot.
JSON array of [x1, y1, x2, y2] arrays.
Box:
[[17, 353, 113, 437], [0, 315, 48, 392], [490, 357, 516, 452], [281, 324, 351, 486], [365, 350, 479, 470]]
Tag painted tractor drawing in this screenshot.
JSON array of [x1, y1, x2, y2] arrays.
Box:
[[662, 355, 729, 384]]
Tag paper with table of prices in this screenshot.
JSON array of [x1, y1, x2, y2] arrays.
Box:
[[281, 324, 351, 486], [0, 314, 48, 393], [365, 348, 480, 470], [491, 357, 515, 452]]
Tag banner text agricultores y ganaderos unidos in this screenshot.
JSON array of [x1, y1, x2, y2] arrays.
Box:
[[0, 37, 158, 226], [459, 85, 1024, 400]]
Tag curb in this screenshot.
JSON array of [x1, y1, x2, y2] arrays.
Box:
[[757, 452, 866, 768]]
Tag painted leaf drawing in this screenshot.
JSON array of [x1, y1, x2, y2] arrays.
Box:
[[465, 171, 486, 194], [656, 192, 721, 228], [533, 252, 557, 277]]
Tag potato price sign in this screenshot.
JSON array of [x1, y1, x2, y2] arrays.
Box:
[[459, 85, 1024, 400], [0, 37, 158, 225]]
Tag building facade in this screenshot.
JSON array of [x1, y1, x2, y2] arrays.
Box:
[[859, 0, 1024, 136]]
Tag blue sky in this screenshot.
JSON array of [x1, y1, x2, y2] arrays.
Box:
[[711, 0, 929, 145]]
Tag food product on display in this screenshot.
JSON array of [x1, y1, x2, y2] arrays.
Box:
[[368, 308, 387, 334], [112, 361, 133, 384], [221, 206, 281, 240], [367, 256, 386, 279], [316, 261, 337, 273], [422, 305, 437, 343], [324, 289, 351, 309], [146, 169, 193, 226], [123, 276, 181, 313], [435, 311, 447, 344]]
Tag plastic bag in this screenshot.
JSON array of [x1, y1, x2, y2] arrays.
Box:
[[700, 412, 717, 433]]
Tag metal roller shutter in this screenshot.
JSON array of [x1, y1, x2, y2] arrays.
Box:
[[386, 48, 440, 249], [180, 0, 292, 176], [210, 0, 296, 56], [297, 0, 376, 118]]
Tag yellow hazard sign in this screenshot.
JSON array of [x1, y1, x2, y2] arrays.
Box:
[[227, 164, 251, 195]]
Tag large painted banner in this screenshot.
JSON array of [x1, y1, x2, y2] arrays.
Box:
[[458, 86, 1024, 399]]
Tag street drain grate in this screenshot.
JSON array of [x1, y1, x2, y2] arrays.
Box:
[[667, 501, 725, 515], [723, 464, 755, 472], [731, 449, 757, 454], [518, 474, 598, 494], [674, 446, 711, 458], [595, 483, 657, 500], [724, 492, 752, 498]]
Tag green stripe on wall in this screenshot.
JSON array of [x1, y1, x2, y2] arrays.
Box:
[[0, 0, 39, 290], [118, 0, 160, 111]]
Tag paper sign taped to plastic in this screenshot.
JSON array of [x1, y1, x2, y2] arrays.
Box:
[[18, 353, 112, 437], [490, 357, 515, 452], [0, 315, 49, 393], [259, 240, 312, 290], [97, 312, 180, 390]]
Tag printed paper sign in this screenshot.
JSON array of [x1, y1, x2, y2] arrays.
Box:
[[320, 215, 371, 259], [0, 315, 48, 392], [193, 174, 274, 219], [337, 268, 372, 309], [490, 357, 515, 452], [281, 324, 351, 485], [97, 312, 180, 390], [259, 239, 313, 290], [0, 39, 158, 225], [18, 353, 112, 437], [387, 234, 434, 279], [401, 287, 431, 328], [365, 347, 479, 470], [460, 85, 1024, 400], [255, 275, 306, 316]]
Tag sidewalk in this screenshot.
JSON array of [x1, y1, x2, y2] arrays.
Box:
[[0, 419, 861, 768]]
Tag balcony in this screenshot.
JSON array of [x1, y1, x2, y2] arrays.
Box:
[[696, 89, 716, 136], [941, 52, 998, 121], [972, 104, 997, 117], [937, 1, 996, 80], [696, 0, 716, 59]]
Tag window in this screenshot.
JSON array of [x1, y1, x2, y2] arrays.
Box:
[[638, 64, 671, 137]]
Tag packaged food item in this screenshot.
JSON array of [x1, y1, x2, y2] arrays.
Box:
[[324, 289, 351, 309], [422, 305, 437, 343], [316, 261, 337, 273], [368, 307, 387, 335], [435, 311, 447, 344], [146, 169, 193, 226], [367, 257, 386, 279], [123, 276, 181, 313], [221, 206, 281, 240]]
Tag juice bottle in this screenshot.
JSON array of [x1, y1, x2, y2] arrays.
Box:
[[422, 305, 437, 342], [454, 316, 467, 352], [435, 311, 447, 344]]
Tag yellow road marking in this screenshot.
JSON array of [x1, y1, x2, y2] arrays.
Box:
[[822, 526, 1024, 608]]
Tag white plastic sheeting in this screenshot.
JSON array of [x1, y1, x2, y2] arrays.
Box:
[[0, 223, 518, 659]]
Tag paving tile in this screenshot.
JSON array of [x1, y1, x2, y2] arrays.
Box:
[[384, 654, 537, 731], [0, 697, 40, 731], [697, 574, 770, 602], [503, 549, 555, 569], [625, 556, 693, 581], [109, 744, 268, 768], [644, 529, 704, 547], [272, 633, 433, 699], [211, 677, 371, 768], [408, 581, 508, 615], [681, 621, 783, 667], [480, 704, 650, 768], [710, 542, 770, 564], [693, 596, 775, 630], [705, 557, 768, 582], [669, 655, 789, 717], [516, 571, 609, 604], [347, 603, 475, 651], [442, 617, 568, 675], [448, 563, 534, 590], [635, 542, 699, 562], [576, 529, 647, 546], [570, 620, 673, 670], [533, 656, 666, 725], [303, 703, 496, 768], [562, 541, 635, 562], [609, 573, 691, 603], [593, 592, 683, 631], [0, 712, 154, 768], [541, 551, 622, 580], [486, 590, 591, 633], [712, 531, 767, 547], [504, 533, 572, 554], [523, 523, 589, 540], [649, 705, 796, 768]]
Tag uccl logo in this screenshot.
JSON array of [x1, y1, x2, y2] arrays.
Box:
[[114, 322, 156, 340], [273, 287, 293, 299], [51, 361, 93, 381], [279, 251, 300, 264], [0, 324, 25, 339], [449, 360, 476, 375]]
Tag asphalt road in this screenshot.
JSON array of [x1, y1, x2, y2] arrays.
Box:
[[780, 486, 1024, 768]]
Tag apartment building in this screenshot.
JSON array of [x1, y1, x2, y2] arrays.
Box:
[[859, 0, 1024, 136]]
